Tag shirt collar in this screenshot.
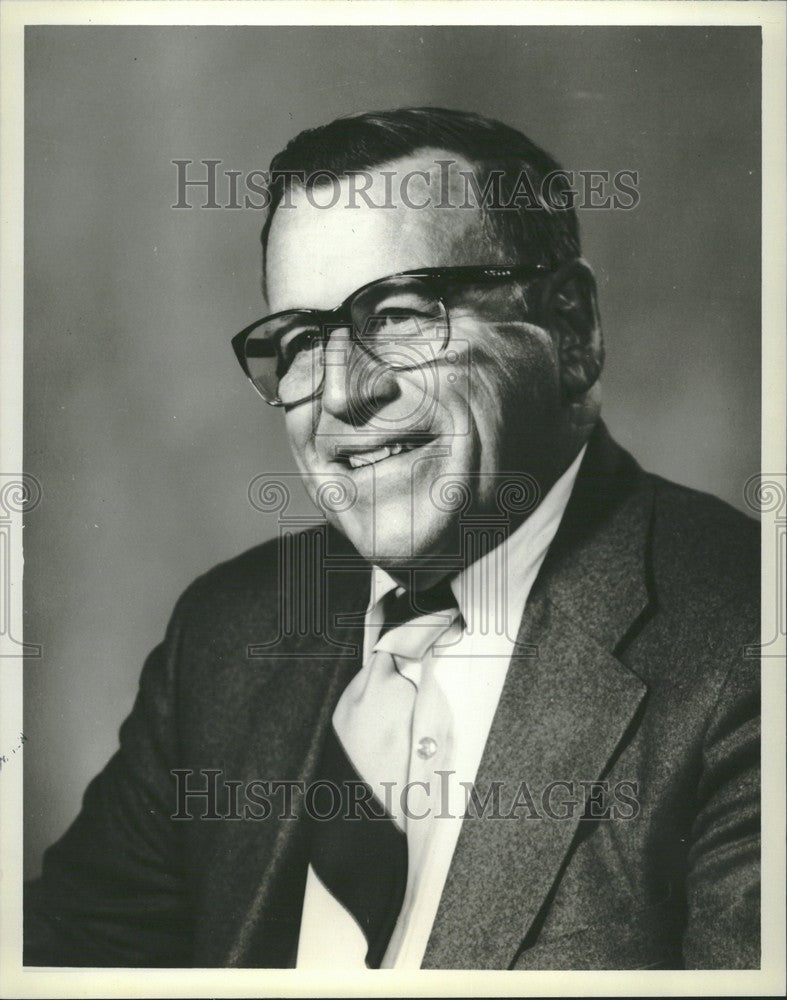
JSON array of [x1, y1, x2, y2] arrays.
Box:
[[369, 444, 587, 630]]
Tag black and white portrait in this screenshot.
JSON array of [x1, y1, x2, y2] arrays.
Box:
[[3, 4, 784, 996]]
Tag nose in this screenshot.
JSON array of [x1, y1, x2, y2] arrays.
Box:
[[320, 327, 399, 425]]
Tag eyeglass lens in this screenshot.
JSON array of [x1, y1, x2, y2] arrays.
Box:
[[242, 275, 448, 405]]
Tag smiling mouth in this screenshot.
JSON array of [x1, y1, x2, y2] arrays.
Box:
[[334, 435, 437, 469]]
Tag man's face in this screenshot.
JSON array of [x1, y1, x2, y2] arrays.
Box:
[[265, 151, 564, 572]]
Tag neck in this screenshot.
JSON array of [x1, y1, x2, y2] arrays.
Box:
[[376, 439, 590, 591]]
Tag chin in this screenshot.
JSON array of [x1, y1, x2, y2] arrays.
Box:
[[336, 507, 456, 572]]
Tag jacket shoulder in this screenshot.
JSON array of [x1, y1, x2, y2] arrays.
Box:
[[649, 474, 759, 621], [185, 534, 285, 601], [171, 524, 363, 628], [173, 528, 318, 620]]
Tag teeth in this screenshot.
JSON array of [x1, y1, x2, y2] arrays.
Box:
[[348, 447, 390, 468], [346, 442, 409, 468]]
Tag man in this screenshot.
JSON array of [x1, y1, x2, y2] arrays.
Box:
[[25, 107, 759, 970]]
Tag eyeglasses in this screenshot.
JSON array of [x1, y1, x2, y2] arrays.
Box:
[[231, 264, 550, 407]]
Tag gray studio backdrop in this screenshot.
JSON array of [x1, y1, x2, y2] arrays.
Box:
[[24, 26, 761, 876]]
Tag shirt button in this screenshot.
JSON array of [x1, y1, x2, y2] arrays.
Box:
[[416, 736, 437, 759]]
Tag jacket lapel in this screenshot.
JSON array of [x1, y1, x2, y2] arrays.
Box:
[[221, 528, 372, 967], [422, 425, 655, 969]]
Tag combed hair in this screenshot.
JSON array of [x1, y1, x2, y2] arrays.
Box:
[[260, 106, 580, 272]]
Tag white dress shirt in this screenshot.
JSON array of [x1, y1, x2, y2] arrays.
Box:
[[296, 445, 586, 969]]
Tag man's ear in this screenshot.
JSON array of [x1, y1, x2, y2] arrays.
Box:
[[539, 258, 603, 401]]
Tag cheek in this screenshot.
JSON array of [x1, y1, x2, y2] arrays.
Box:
[[283, 408, 316, 469], [454, 316, 557, 396], [465, 329, 560, 459], [476, 328, 558, 411]]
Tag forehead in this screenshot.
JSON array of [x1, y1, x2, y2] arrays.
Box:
[[265, 150, 504, 312]]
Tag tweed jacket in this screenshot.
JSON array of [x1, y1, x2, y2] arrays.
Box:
[[25, 423, 760, 969]]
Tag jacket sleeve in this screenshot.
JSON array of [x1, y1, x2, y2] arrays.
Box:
[[681, 654, 760, 969], [24, 592, 195, 967]]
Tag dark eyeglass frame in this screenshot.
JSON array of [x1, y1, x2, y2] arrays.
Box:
[[231, 263, 551, 407]]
